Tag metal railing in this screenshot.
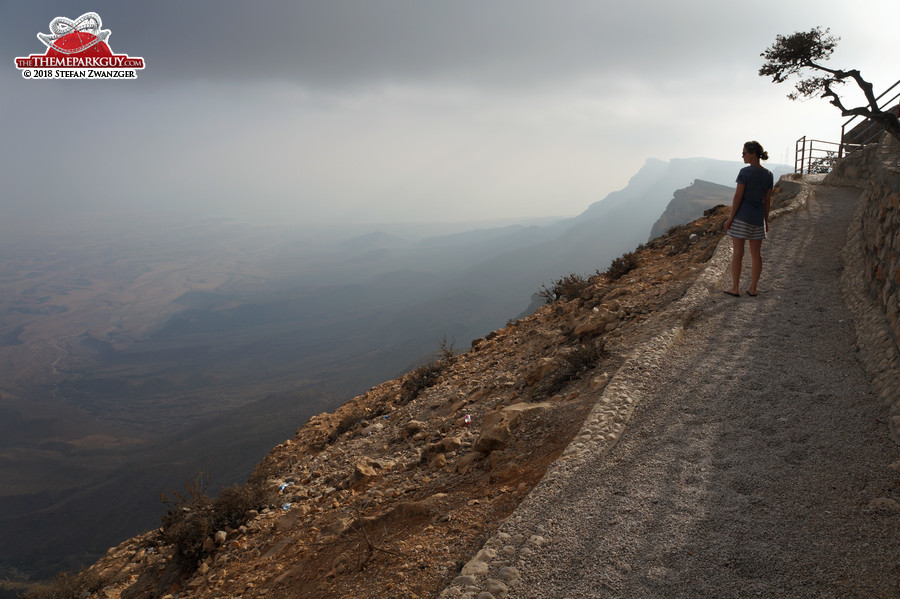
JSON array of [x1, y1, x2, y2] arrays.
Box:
[[794, 137, 856, 175], [840, 79, 900, 156], [794, 78, 900, 174]]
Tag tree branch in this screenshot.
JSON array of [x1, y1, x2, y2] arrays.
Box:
[[761, 28, 900, 143], [821, 81, 859, 115]]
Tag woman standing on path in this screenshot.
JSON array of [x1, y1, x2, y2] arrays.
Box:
[[723, 140, 774, 297]]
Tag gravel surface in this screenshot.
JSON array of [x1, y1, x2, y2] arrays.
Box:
[[443, 183, 900, 598]]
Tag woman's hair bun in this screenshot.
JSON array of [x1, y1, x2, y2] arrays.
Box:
[[745, 141, 768, 161]]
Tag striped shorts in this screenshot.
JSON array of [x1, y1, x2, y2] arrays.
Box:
[[728, 218, 767, 240]]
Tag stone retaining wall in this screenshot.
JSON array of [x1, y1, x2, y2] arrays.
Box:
[[827, 134, 900, 443]]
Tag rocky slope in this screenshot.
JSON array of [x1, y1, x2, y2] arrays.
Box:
[[24, 200, 779, 599]]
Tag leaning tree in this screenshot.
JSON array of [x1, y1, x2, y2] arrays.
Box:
[[759, 27, 900, 143]]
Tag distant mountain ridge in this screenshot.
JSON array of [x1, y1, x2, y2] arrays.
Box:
[[429, 157, 792, 305]]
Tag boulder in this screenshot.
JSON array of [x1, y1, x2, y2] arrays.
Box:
[[475, 403, 551, 453], [573, 307, 617, 337], [404, 420, 427, 437], [428, 453, 447, 469], [524, 358, 562, 386], [422, 436, 463, 463], [590, 373, 610, 390], [433, 436, 462, 454], [345, 458, 381, 488], [456, 452, 482, 474]]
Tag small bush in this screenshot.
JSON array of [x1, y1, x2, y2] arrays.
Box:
[[808, 151, 837, 173], [564, 342, 607, 372], [159, 473, 214, 566], [538, 273, 591, 304], [604, 251, 639, 281], [159, 473, 272, 569], [398, 360, 443, 404], [544, 342, 607, 394], [21, 570, 105, 599], [163, 507, 215, 566], [395, 337, 455, 405], [439, 335, 456, 360], [328, 410, 368, 443], [213, 482, 273, 529]]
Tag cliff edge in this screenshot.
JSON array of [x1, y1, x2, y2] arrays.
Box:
[[23, 201, 737, 598], [20, 137, 900, 598]]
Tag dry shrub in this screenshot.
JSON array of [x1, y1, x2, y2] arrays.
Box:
[[21, 570, 106, 599], [159, 474, 214, 567], [397, 361, 443, 405], [213, 482, 273, 529], [328, 410, 369, 443], [159, 473, 272, 569], [544, 342, 607, 395], [538, 273, 591, 304], [604, 251, 639, 281]]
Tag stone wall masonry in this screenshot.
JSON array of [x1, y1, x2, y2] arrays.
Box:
[[828, 134, 900, 443]]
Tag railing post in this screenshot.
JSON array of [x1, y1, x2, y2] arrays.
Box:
[[839, 125, 846, 159], [806, 139, 810, 174], [795, 136, 806, 174]]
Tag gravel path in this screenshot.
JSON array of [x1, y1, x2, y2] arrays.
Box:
[[443, 183, 900, 598]]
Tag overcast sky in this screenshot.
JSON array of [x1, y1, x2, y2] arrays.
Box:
[[2, 1, 898, 228]]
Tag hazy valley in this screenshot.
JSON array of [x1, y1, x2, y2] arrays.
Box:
[[0, 156, 791, 584]]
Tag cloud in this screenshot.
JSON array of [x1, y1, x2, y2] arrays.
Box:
[[3, 1, 790, 89], [2, 1, 898, 227]]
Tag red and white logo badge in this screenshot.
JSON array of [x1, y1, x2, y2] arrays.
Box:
[[14, 12, 145, 80]]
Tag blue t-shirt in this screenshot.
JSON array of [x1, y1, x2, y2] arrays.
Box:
[[735, 166, 774, 226]]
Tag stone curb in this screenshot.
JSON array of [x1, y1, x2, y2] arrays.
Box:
[[438, 177, 813, 599]]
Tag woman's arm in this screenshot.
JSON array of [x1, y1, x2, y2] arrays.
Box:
[[763, 187, 773, 231], [724, 183, 745, 231]]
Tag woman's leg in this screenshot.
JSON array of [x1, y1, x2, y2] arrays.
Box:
[[730, 237, 745, 294], [748, 239, 763, 294]]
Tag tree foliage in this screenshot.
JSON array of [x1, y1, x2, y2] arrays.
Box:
[[759, 27, 900, 142]]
